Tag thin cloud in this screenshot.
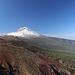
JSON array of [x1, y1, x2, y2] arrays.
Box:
[[44, 34, 75, 40]]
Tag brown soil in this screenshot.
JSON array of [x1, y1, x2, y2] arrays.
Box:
[[0, 38, 71, 75]]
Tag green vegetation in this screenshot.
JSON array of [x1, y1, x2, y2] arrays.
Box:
[[11, 40, 75, 74], [43, 51, 75, 74], [26, 36, 75, 53]]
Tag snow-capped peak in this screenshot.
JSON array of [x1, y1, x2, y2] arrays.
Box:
[[7, 26, 40, 37], [17, 26, 28, 31]]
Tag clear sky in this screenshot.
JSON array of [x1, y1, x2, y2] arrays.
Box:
[[0, 0, 75, 39]]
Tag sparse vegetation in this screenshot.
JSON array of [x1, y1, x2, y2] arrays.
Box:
[[26, 36, 75, 53], [11, 40, 75, 74], [0, 38, 75, 74]]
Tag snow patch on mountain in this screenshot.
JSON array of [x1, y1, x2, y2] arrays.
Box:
[[7, 26, 40, 37]]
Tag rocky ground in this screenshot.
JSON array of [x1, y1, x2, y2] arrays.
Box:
[[0, 38, 71, 75]]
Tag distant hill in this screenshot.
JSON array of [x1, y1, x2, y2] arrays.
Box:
[[25, 35, 75, 53]]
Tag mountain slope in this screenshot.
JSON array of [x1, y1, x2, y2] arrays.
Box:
[[26, 36, 75, 53], [0, 38, 71, 75], [1, 26, 75, 53]]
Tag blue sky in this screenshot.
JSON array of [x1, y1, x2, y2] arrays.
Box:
[[0, 0, 75, 39]]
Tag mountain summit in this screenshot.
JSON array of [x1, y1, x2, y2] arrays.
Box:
[[7, 26, 40, 37]]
